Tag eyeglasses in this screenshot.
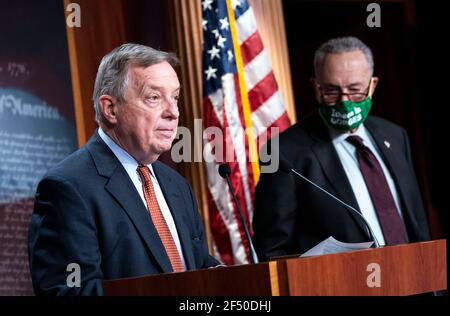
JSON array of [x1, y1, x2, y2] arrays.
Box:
[[319, 79, 373, 104]]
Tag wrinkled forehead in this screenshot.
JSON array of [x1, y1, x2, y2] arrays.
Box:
[[127, 63, 180, 92], [316, 51, 371, 86]]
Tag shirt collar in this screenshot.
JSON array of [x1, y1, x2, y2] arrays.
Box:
[[98, 127, 155, 177], [328, 124, 370, 146]]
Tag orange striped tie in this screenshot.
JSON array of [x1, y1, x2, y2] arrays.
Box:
[[137, 165, 185, 272]]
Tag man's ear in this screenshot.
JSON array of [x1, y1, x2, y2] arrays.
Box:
[[98, 95, 118, 124], [369, 77, 379, 96], [310, 77, 321, 103]]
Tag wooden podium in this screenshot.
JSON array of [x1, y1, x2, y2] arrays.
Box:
[[103, 240, 447, 296]]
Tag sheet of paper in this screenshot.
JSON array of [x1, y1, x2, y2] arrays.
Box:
[[300, 236, 374, 257]]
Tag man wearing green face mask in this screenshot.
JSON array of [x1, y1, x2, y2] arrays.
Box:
[[317, 79, 374, 131], [253, 36, 430, 261]]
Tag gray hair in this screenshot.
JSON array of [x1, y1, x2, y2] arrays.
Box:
[[314, 36, 374, 76], [93, 43, 179, 123]]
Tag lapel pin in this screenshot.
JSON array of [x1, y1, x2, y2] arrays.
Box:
[[384, 140, 390, 149]]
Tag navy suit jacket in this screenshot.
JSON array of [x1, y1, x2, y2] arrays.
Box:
[[28, 131, 219, 295], [253, 113, 431, 261]]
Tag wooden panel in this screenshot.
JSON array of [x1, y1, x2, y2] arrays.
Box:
[[282, 240, 447, 296], [103, 241, 446, 296], [65, 0, 127, 146], [104, 262, 276, 296]]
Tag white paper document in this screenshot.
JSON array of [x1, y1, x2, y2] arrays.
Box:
[[300, 236, 373, 257]]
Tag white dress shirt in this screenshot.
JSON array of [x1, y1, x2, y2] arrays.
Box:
[[329, 124, 404, 246], [98, 128, 186, 269]]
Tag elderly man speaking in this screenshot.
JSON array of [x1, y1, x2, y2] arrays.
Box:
[[28, 44, 220, 295]]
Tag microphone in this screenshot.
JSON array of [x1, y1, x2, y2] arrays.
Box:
[[218, 163, 259, 264], [279, 159, 380, 248]]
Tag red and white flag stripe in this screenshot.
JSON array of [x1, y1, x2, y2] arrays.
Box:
[[202, 0, 290, 265]]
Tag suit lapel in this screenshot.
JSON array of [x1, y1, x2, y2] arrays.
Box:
[[311, 143, 360, 210], [307, 114, 371, 238], [87, 131, 173, 273], [152, 162, 196, 270]]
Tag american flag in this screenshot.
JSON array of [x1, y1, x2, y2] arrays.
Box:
[[202, 0, 290, 264]]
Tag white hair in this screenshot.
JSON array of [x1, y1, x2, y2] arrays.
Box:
[[314, 36, 374, 76], [92, 43, 179, 123]]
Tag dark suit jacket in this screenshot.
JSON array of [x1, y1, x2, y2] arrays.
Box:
[[253, 113, 430, 261], [28, 131, 219, 295]]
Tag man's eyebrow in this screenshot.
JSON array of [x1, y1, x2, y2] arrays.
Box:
[[137, 85, 181, 97], [146, 85, 181, 92], [322, 83, 364, 90], [139, 85, 181, 95], [322, 84, 340, 90], [348, 83, 364, 88]]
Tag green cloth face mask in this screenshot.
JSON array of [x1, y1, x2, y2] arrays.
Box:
[[318, 97, 372, 131]]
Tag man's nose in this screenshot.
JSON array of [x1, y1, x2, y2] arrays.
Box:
[[164, 97, 179, 119], [340, 92, 350, 102]]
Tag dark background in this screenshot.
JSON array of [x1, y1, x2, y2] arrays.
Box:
[[282, 0, 448, 241], [0, 0, 75, 121]]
